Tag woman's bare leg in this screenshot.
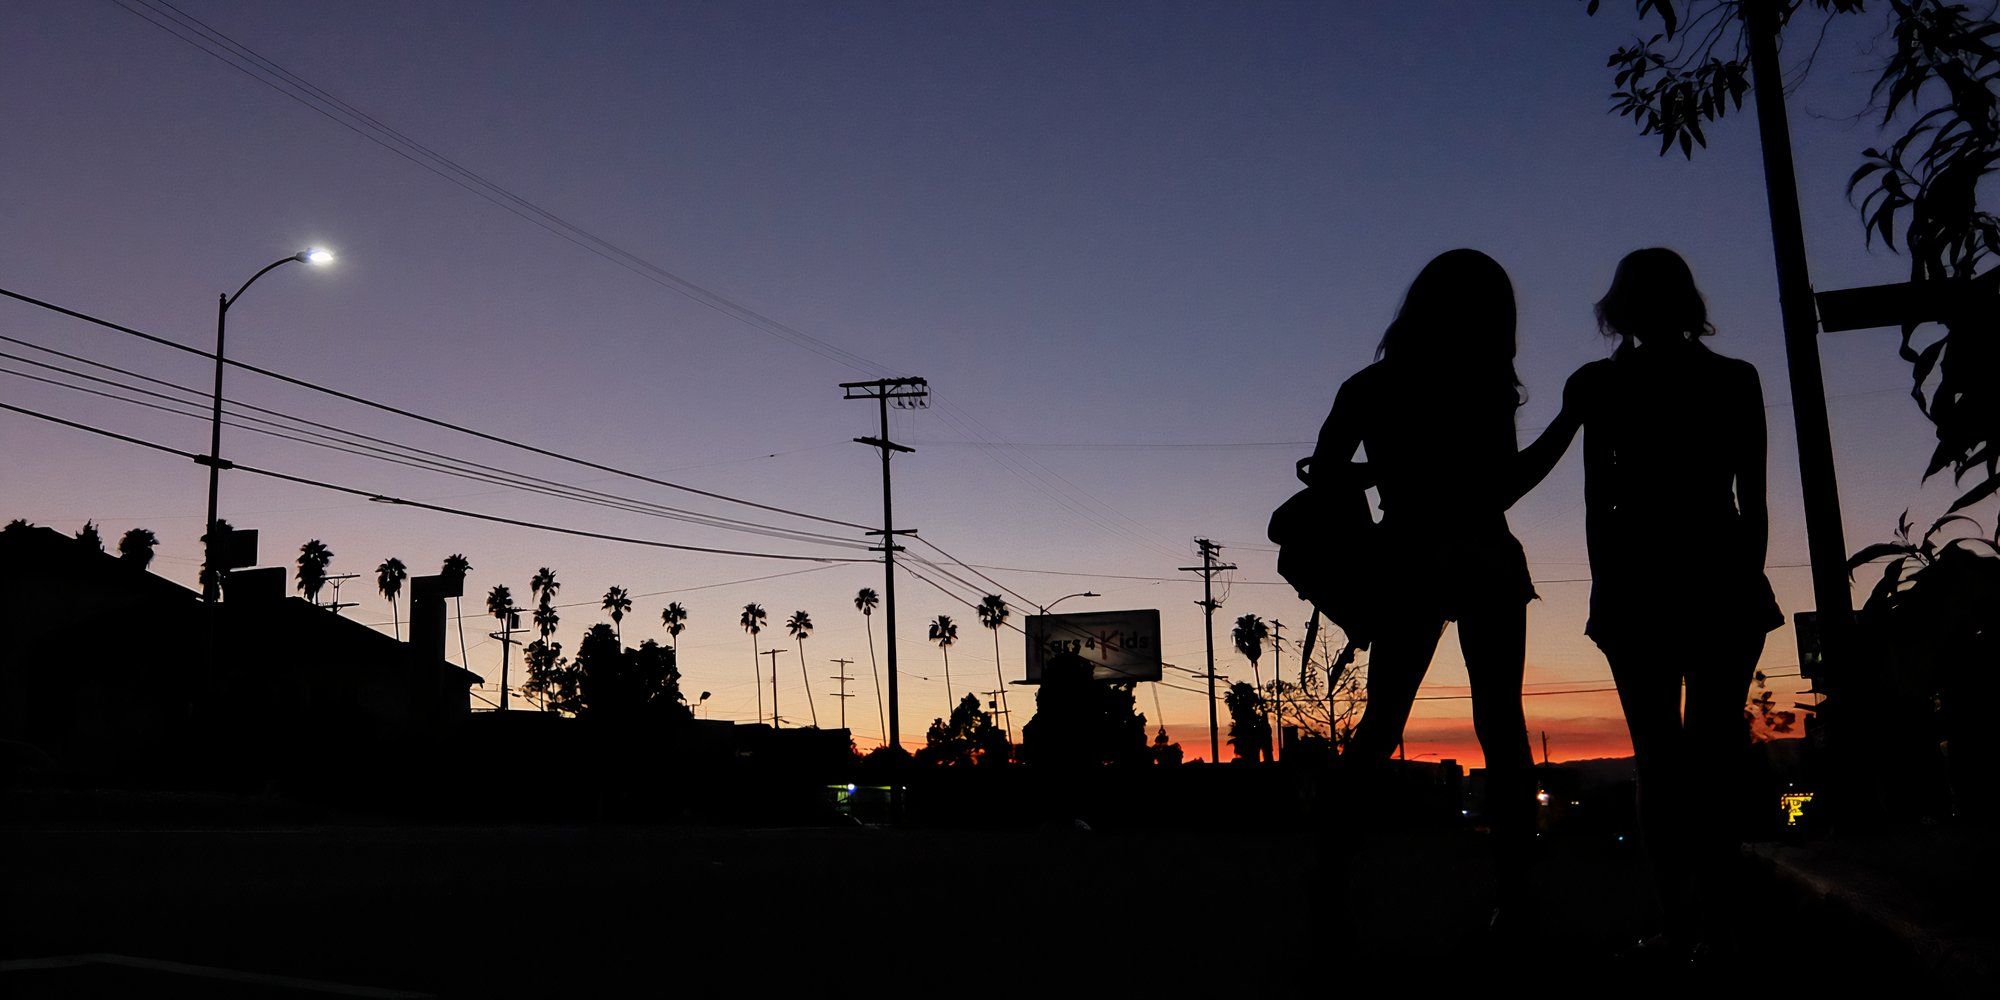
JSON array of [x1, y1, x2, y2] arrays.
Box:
[[1604, 639, 1693, 942], [1459, 601, 1535, 913], [1344, 617, 1445, 764], [1683, 630, 1763, 941]]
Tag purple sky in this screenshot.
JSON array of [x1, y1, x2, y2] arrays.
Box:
[[1, 1, 1968, 760]]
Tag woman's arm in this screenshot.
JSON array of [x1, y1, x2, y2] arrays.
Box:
[[1731, 362, 1770, 570], [1501, 368, 1588, 508], [1309, 375, 1370, 488]]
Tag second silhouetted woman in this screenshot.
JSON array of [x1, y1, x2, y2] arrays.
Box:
[[1525, 247, 1782, 961]]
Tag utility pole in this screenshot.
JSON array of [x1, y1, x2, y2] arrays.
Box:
[[842, 377, 928, 751], [981, 689, 1009, 734], [1746, 0, 1853, 676], [764, 648, 788, 728], [1268, 619, 1285, 762], [830, 658, 855, 733], [323, 573, 360, 616], [487, 607, 519, 711], [1180, 538, 1235, 763]]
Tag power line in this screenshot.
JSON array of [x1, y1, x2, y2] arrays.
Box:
[[0, 339, 873, 551], [1413, 686, 1622, 702], [0, 284, 872, 532], [909, 534, 1038, 609], [104, 1, 1211, 565], [111, 0, 901, 380], [0, 400, 876, 564]]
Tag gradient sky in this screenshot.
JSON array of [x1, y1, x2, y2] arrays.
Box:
[[2, 1, 1974, 764]]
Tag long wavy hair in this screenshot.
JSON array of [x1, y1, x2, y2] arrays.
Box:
[[1376, 248, 1524, 406], [1594, 247, 1715, 352]]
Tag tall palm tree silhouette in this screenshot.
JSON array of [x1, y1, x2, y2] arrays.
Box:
[[117, 528, 158, 570], [977, 594, 1013, 741], [602, 586, 632, 646], [740, 603, 768, 725], [855, 588, 885, 746], [297, 539, 334, 606], [529, 566, 560, 637], [928, 614, 958, 720], [487, 584, 516, 709], [786, 610, 819, 727], [442, 554, 473, 670], [1232, 614, 1271, 762], [376, 557, 407, 640], [661, 601, 688, 654]]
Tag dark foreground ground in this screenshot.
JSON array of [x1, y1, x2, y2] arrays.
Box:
[[0, 806, 1944, 996]]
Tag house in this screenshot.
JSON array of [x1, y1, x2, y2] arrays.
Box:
[[0, 524, 479, 779]]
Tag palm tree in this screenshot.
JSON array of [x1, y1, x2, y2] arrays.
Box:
[[117, 528, 158, 570], [660, 601, 688, 653], [376, 557, 408, 640], [786, 610, 819, 727], [602, 585, 632, 645], [487, 584, 517, 710], [529, 567, 560, 639], [855, 588, 885, 746], [525, 567, 561, 713], [976, 594, 1013, 742], [530, 567, 560, 605], [740, 603, 768, 725], [1232, 614, 1271, 762], [928, 614, 958, 720], [442, 554, 473, 670], [297, 539, 334, 606]]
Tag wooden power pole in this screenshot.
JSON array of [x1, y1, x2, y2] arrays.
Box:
[[842, 377, 927, 750], [1180, 538, 1236, 763]]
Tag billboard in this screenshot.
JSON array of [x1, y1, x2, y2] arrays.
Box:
[[1023, 609, 1162, 683]]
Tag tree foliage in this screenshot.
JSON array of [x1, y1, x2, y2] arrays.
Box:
[[568, 623, 692, 722], [117, 527, 158, 569], [1224, 681, 1273, 763], [1017, 652, 1150, 767], [913, 693, 1010, 767]]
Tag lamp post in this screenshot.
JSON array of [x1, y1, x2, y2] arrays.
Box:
[[202, 248, 333, 601], [1036, 591, 1099, 615]]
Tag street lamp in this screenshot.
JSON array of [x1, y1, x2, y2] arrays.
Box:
[[1037, 591, 1099, 615], [201, 248, 334, 601]]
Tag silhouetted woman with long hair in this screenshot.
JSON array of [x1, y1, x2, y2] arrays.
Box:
[[1523, 247, 1781, 961], [1312, 248, 1543, 924]]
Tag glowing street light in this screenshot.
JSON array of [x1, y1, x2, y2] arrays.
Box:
[[200, 248, 335, 601]]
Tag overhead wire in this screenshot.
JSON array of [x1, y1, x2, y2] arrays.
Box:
[[0, 400, 875, 564], [0, 284, 872, 532], [104, 0, 1211, 564], [0, 343, 874, 550], [908, 533, 1038, 609], [112, 0, 900, 380]]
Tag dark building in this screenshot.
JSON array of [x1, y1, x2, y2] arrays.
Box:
[[0, 524, 480, 780]]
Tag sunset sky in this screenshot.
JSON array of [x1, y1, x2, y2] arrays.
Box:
[[2, 1, 1973, 765]]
